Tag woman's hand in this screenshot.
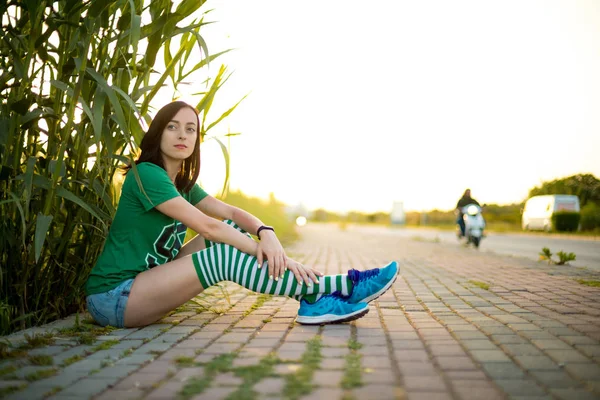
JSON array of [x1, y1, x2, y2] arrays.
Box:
[[256, 231, 287, 281], [285, 257, 324, 286]]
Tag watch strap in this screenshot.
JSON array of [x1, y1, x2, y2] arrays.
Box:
[[257, 225, 275, 240]]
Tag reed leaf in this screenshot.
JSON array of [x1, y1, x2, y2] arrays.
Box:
[[0, 0, 239, 334], [34, 214, 53, 263]]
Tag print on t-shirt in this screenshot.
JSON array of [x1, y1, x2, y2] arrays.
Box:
[[145, 222, 188, 268]]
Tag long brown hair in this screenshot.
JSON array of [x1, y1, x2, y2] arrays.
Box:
[[125, 101, 201, 193]]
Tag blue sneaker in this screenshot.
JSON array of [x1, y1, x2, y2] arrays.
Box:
[[346, 261, 399, 304], [296, 292, 369, 325]]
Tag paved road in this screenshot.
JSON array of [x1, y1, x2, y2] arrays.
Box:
[[3, 223, 600, 400], [350, 225, 600, 271]]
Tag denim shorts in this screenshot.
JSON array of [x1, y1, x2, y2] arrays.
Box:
[[86, 279, 134, 328]]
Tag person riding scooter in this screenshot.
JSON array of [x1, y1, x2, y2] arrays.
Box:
[[455, 189, 480, 238]]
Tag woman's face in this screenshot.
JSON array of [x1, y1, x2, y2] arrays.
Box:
[[160, 107, 198, 164]]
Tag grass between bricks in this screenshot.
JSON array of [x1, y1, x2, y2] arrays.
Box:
[[179, 353, 237, 399], [179, 351, 281, 400], [0, 364, 17, 377], [62, 354, 83, 366], [0, 384, 26, 397], [342, 338, 363, 389], [283, 336, 322, 400], [576, 279, 600, 287], [44, 386, 62, 397], [92, 339, 119, 352], [25, 368, 58, 381], [226, 354, 279, 400], [28, 354, 54, 365], [468, 280, 490, 290], [0, 332, 57, 360], [243, 294, 272, 317]]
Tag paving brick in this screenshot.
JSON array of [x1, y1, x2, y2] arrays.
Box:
[[494, 378, 547, 396], [500, 343, 544, 357], [298, 387, 344, 400], [469, 350, 512, 363], [545, 349, 590, 363], [397, 361, 438, 376], [351, 384, 398, 400], [58, 376, 118, 397], [563, 363, 600, 381], [435, 356, 478, 371], [480, 362, 526, 379], [320, 347, 350, 357], [312, 370, 344, 387], [513, 355, 561, 371], [528, 370, 580, 388], [112, 371, 170, 391], [403, 375, 447, 391], [445, 370, 489, 380], [407, 392, 453, 400], [549, 388, 599, 400], [188, 386, 236, 399], [461, 339, 500, 350], [320, 358, 346, 370]]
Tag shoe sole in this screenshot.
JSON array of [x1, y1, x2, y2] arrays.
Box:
[[295, 307, 369, 325], [361, 262, 400, 304]]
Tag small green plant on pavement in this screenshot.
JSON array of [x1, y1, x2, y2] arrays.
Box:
[[342, 338, 363, 389], [539, 247, 576, 265], [468, 280, 490, 290], [556, 251, 576, 265], [576, 279, 600, 288], [539, 247, 553, 264]]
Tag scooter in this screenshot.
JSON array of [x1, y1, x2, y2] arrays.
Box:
[[458, 204, 485, 248]]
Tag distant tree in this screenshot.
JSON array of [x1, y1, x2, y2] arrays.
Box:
[[528, 174, 600, 207]]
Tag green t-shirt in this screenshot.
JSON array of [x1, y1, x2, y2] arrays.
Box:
[[85, 162, 208, 295]]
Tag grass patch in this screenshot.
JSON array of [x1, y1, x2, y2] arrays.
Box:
[[341, 353, 362, 389], [58, 322, 116, 338], [19, 333, 55, 349], [76, 333, 96, 345], [121, 348, 134, 357], [0, 384, 26, 397], [58, 322, 116, 347], [243, 294, 272, 317], [25, 368, 58, 381], [44, 387, 62, 397], [0, 364, 17, 376], [283, 336, 322, 399], [0, 342, 28, 359], [226, 354, 279, 400], [342, 336, 363, 389], [92, 339, 119, 352], [28, 354, 54, 366], [468, 280, 489, 290], [348, 339, 362, 351], [173, 356, 195, 367], [180, 353, 236, 399], [576, 279, 600, 288], [62, 354, 83, 366]]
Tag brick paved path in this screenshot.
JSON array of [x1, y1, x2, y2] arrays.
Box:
[[2, 224, 600, 400]]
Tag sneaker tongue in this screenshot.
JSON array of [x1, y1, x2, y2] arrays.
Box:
[[347, 269, 361, 284], [348, 268, 380, 284]]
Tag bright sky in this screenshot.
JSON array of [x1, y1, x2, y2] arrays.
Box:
[[183, 0, 600, 213]]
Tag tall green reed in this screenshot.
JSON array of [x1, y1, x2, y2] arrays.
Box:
[[0, 0, 240, 334]]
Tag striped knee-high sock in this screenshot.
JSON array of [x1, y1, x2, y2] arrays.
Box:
[[192, 220, 352, 302]]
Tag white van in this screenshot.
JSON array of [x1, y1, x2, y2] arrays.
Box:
[[522, 195, 580, 231]]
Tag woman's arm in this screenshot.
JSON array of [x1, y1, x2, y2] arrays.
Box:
[[195, 196, 287, 279], [195, 196, 261, 234], [155, 196, 258, 256]]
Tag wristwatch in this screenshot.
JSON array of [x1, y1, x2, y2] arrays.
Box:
[[257, 225, 275, 240]]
